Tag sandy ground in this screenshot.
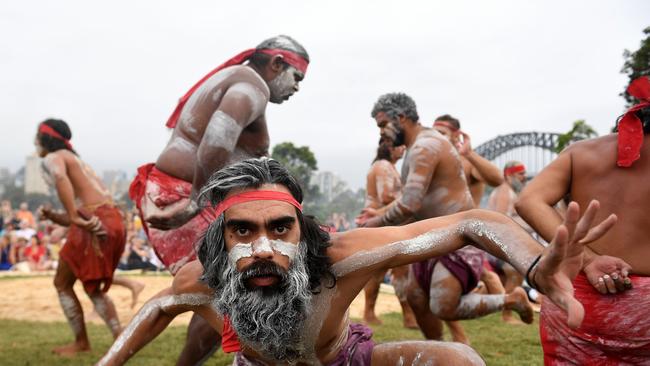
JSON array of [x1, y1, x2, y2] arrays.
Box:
[[0, 273, 403, 327]]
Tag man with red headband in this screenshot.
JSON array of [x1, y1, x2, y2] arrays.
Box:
[[486, 161, 534, 324], [34, 119, 126, 356], [515, 77, 650, 364], [358, 94, 533, 345], [128, 35, 308, 363], [98, 157, 614, 365]]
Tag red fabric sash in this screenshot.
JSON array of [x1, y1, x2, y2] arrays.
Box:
[[165, 48, 309, 129], [618, 76, 650, 167], [214, 190, 302, 218], [221, 315, 241, 353], [39, 123, 73, 150], [504, 164, 526, 176]]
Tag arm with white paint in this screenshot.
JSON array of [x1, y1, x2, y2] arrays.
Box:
[[376, 160, 399, 205], [368, 142, 439, 226], [458, 132, 503, 187], [191, 82, 268, 199], [97, 263, 217, 365]]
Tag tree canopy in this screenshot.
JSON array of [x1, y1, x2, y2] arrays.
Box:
[[621, 26, 650, 106], [555, 120, 598, 153]]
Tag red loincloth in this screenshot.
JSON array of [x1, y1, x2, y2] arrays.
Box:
[[412, 246, 485, 295], [129, 163, 216, 275], [59, 204, 125, 294], [540, 272, 650, 365]]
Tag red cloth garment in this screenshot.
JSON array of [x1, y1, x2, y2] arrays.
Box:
[[59, 204, 126, 293], [165, 48, 309, 129], [221, 315, 241, 353], [128, 163, 216, 274], [433, 120, 459, 132], [504, 164, 526, 176], [214, 190, 302, 218], [540, 272, 650, 365], [24, 245, 46, 263], [618, 76, 650, 167]]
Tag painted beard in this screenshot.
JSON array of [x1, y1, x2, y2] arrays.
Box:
[[268, 68, 296, 104], [214, 242, 312, 362], [510, 178, 525, 193], [382, 122, 406, 147]]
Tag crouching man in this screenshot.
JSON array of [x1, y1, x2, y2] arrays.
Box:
[[98, 158, 614, 365]]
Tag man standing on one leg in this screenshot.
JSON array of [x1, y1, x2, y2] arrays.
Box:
[[128, 35, 309, 364], [359, 94, 533, 345], [515, 77, 650, 364], [98, 158, 611, 365], [357, 140, 417, 328], [35, 119, 125, 356]]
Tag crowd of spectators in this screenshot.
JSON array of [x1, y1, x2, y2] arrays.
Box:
[[0, 200, 164, 274]]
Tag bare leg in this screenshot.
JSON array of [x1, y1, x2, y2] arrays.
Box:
[[363, 269, 386, 325], [112, 276, 146, 308], [445, 320, 470, 345], [176, 314, 221, 366], [371, 340, 485, 366], [405, 267, 444, 340], [52, 259, 90, 356], [501, 263, 525, 324], [480, 270, 506, 295], [89, 291, 122, 338], [429, 264, 533, 324], [391, 265, 418, 329]]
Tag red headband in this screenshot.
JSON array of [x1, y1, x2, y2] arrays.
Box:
[[38, 124, 72, 150], [433, 120, 459, 132], [617, 76, 650, 167], [504, 164, 526, 176], [165, 48, 309, 129], [214, 190, 303, 218]]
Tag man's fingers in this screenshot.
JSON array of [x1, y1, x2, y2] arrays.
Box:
[[573, 200, 599, 241], [578, 214, 617, 244], [563, 202, 580, 242], [565, 295, 585, 329], [545, 225, 569, 271], [611, 272, 626, 292], [593, 277, 608, 294], [602, 274, 617, 294]]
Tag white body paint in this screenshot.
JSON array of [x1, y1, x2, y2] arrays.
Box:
[[228, 237, 299, 263], [204, 111, 242, 153], [58, 291, 84, 335], [90, 294, 121, 334]]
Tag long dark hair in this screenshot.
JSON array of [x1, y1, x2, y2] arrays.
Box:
[[196, 158, 335, 294]]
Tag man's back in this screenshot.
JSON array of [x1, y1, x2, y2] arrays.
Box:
[[44, 150, 111, 207], [404, 129, 473, 220], [568, 134, 650, 273], [156, 65, 271, 182]]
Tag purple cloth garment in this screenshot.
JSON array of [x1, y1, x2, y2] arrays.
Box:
[[412, 246, 485, 295]]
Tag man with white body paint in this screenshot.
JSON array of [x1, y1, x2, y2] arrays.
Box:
[[358, 94, 533, 344], [515, 77, 650, 364], [357, 140, 418, 328], [34, 119, 126, 356], [127, 35, 308, 363], [98, 158, 614, 365]]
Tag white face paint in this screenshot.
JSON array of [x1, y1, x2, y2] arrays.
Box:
[[204, 111, 242, 153], [268, 66, 298, 104], [228, 237, 299, 263]]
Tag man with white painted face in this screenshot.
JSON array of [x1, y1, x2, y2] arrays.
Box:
[[33, 119, 126, 356], [98, 157, 615, 365], [127, 35, 308, 363], [358, 94, 532, 343]]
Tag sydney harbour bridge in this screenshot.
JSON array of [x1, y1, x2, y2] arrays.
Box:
[[474, 132, 562, 176]]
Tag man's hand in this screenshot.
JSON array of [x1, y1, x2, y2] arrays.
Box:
[[583, 255, 632, 294], [532, 200, 617, 328], [356, 207, 382, 227], [146, 199, 200, 230], [71, 215, 107, 237], [456, 131, 472, 156]]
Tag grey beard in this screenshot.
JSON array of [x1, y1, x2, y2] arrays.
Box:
[[510, 179, 525, 193], [215, 243, 312, 362]]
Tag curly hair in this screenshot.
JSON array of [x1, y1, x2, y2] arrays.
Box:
[[371, 92, 420, 122], [248, 35, 309, 70], [196, 158, 335, 294]]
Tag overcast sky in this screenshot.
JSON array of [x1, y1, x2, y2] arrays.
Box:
[[1, 0, 648, 189]]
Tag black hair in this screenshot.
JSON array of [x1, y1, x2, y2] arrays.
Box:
[[248, 35, 309, 70], [435, 114, 461, 130], [371, 92, 420, 122], [373, 138, 392, 162], [196, 158, 335, 294], [37, 119, 77, 154]]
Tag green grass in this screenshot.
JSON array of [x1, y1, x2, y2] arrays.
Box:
[[0, 313, 541, 365]]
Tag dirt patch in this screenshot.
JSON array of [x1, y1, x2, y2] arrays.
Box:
[[0, 276, 403, 326]]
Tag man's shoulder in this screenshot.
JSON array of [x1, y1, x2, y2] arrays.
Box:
[[566, 134, 616, 152], [222, 65, 270, 95]]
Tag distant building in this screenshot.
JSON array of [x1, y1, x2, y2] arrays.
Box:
[[24, 155, 49, 195], [311, 171, 346, 202], [102, 170, 130, 200]]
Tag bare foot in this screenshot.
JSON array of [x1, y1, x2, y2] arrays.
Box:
[[363, 312, 383, 325], [52, 342, 90, 356], [502, 311, 525, 325], [506, 287, 534, 324], [131, 281, 145, 308]]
